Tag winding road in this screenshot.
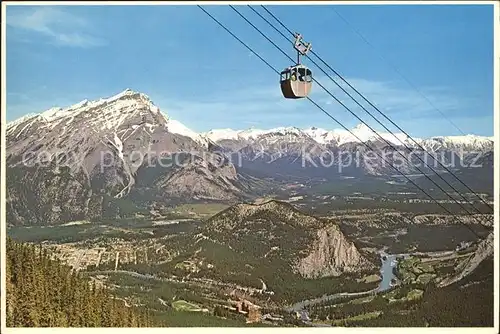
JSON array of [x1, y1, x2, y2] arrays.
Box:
[[87, 252, 408, 327], [287, 252, 409, 326]]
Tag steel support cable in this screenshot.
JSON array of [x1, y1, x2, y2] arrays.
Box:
[[197, 5, 489, 240], [251, 5, 488, 216], [233, 5, 487, 224], [331, 6, 467, 137], [259, 4, 493, 213]]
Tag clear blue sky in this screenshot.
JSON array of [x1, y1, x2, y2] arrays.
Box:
[[6, 4, 494, 137]]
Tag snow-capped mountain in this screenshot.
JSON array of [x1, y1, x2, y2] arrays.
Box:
[[166, 119, 212, 147], [8, 90, 493, 157], [204, 127, 306, 143], [5, 89, 254, 226], [8, 89, 167, 147], [5, 89, 494, 225], [201, 123, 493, 178], [202, 123, 493, 152], [416, 135, 494, 152], [303, 124, 410, 147]]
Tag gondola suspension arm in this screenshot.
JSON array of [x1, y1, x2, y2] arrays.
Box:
[[293, 33, 312, 65]]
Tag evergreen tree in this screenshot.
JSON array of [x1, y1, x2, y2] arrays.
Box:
[[6, 238, 158, 327]]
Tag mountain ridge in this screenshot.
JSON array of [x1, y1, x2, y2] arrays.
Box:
[[5, 89, 494, 225], [201, 199, 376, 279], [5, 89, 252, 225], [7, 89, 493, 151]]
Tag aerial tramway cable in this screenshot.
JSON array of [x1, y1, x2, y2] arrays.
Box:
[[230, 5, 488, 224], [329, 6, 468, 137], [196, 5, 491, 241], [258, 5, 494, 214]]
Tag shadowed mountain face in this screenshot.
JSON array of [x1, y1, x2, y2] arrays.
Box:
[[148, 199, 379, 302], [6, 89, 494, 226], [5, 90, 255, 225], [203, 124, 493, 180], [199, 200, 376, 279]]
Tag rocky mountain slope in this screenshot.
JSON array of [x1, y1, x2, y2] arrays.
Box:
[[200, 200, 375, 279], [438, 232, 494, 287], [153, 200, 378, 302], [203, 124, 494, 152], [6, 89, 494, 225], [6, 90, 252, 225], [202, 124, 494, 179]]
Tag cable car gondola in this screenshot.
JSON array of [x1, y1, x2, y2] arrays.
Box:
[[280, 33, 313, 99]]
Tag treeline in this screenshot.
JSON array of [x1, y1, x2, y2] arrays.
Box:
[[358, 257, 494, 327], [6, 238, 157, 327], [306, 257, 494, 328]]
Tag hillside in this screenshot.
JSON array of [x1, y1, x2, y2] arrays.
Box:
[[5, 90, 255, 226], [6, 89, 494, 227], [5, 238, 156, 327], [158, 200, 378, 303], [204, 200, 375, 278]]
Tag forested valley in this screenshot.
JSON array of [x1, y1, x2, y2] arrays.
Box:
[[5, 238, 159, 327]]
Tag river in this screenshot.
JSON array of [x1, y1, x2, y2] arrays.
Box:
[[89, 253, 407, 326], [377, 252, 398, 292], [290, 251, 410, 325]]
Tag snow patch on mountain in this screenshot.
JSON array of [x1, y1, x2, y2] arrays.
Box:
[[328, 123, 410, 146], [237, 128, 268, 140], [7, 89, 493, 152], [166, 119, 209, 146], [204, 128, 243, 142], [204, 123, 491, 150], [7, 89, 167, 136], [7, 113, 41, 136]]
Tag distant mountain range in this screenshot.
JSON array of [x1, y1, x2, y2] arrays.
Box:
[[200, 124, 493, 151], [6, 89, 494, 225]]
